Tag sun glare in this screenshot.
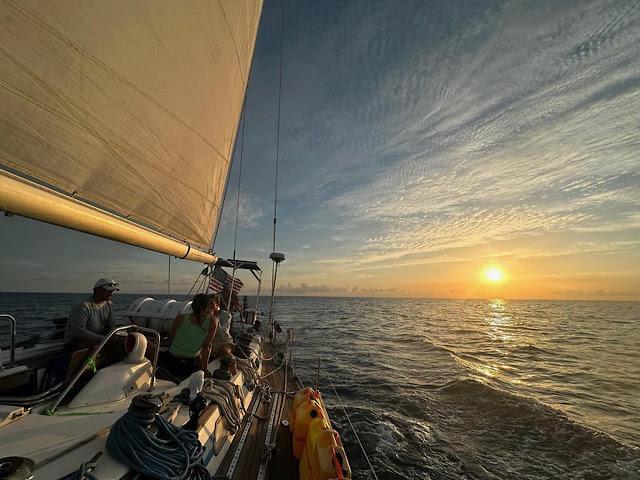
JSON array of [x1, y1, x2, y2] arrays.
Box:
[[484, 266, 504, 283]]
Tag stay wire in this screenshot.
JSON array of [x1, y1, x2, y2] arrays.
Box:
[[197, 274, 207, 294], [268, 262, 279, 330], [185, 272, 202, 298], [167, 255, 171, 297], [272, 0, 286, 255], [268, 0, 286, 329], [225, 101, 248, 312], [326, 372, 380, 480], [233, 103, 246, 263]]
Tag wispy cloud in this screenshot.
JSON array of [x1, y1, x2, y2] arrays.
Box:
[[277, 281, 398, 296], [262, 0, 640, 288], [219, 190, 265, 230]]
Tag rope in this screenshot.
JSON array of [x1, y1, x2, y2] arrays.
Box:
[[201, 379, 243, 433], [236, 343, 275, 362], [58, 453, 101, 480], [106, 405, 209, 480], [235, 357, 260, 386], [260, 362, 284, 380], [196, 274, 208, 295], [326, 373, 380, 480], [185, 272, 203, 298], [59, 463, 99, 480]]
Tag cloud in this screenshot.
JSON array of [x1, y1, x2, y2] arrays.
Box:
[[278, 282, 350, 294], [551, 288, 638, 299], [219, 191, 265, 230], [277, 282, 397, 295], [269, 0, 640, 282]]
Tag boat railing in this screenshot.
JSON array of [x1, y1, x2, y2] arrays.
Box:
[[0, 314, 17, 367], [49, 324, 161, 413]]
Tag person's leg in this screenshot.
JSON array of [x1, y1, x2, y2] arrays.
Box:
[[158, 350, 189, 381]]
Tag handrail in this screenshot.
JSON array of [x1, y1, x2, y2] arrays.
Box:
[[0, 382, 63, 407], [0, 314, 17, 367], [48, 325, 161, 413]]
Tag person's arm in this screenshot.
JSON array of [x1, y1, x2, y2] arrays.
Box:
[[199, 316, 218, 370], [169, 315, 184, 343], [68, 304, 105, 345], [106, 301, 117, 330]]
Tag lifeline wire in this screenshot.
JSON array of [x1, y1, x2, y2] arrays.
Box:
[[326, 373, 380, 480]]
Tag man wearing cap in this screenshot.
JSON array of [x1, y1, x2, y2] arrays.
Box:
[[64, 278, 119, 348]]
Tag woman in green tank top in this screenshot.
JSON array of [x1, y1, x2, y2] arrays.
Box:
[[161, 293, 219, 379]]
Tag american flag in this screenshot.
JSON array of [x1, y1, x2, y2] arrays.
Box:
[[208, 266, 243, 294]]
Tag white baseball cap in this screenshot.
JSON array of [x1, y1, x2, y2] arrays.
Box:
[[94, 278, 119, 291]]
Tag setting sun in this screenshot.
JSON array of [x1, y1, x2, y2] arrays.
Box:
[[484, 266, 504, 283]]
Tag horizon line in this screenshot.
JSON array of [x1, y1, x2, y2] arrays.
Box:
[[0, 291, 638, 303]]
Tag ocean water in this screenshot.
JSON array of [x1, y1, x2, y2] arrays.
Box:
[[1, 294, 639, 479]]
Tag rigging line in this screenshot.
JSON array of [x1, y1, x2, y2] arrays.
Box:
[[326, 373, 380, 480], [233, 103, 247, 262], [185, 268, 207, 298], [227, 105, 246, 311], [268, 262, 279, 330], [226, 264, 240, 310], [185, 274, 201, 298], [268, 0, 286, 330], [168, 255, 171, 297], [272, 0, 286, 255], [197, 273, 208, 294]]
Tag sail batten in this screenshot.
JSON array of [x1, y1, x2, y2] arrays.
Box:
[[0, 0, 263, 255]]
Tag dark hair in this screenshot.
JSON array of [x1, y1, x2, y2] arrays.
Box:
[[191, 293, 209, 316], [208, 293, 221, 305]]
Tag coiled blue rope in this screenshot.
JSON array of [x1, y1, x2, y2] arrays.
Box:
[[106, 407, 209, 479]]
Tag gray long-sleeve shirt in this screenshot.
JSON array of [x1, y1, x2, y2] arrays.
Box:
[[64, 298, 114, 345]]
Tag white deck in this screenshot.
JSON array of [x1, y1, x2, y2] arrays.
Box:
[[0, 350, 259, 479]]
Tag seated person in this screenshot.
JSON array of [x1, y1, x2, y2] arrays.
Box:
[[211, 291, 235, 359], [242, 295, 249, 321], [64, 278, 119, 349], [230, 292, 244, 323], [161, 293, 218, 380]]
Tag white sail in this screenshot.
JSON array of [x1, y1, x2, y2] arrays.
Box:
[[0, 0, 263, 259]]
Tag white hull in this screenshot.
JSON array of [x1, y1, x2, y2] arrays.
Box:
[[0, 335, 264, 479]]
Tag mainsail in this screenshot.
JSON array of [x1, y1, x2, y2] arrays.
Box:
[[0, 0, 263, 263]]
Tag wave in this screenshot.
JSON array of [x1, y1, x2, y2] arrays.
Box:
[[435, 377, 640, 478], [509, 344, 552, 356]]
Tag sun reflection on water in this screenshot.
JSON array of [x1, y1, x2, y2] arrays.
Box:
[[487, 299, 513, 343]]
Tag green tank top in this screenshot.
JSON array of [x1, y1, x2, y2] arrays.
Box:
[[169, 314, 211, 358]]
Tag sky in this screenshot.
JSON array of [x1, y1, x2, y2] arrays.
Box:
[[1, 0, 639, 300]]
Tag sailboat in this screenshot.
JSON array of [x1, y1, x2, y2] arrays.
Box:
[[0, 1, 351, 479]]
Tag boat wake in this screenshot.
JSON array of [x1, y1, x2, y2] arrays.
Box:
[[435, 377, 640, 479]]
